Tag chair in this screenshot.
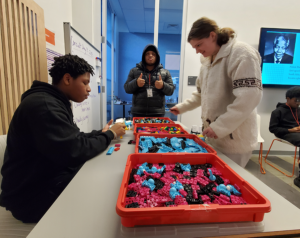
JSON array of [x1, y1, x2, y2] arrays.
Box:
[[257, 114, 266, 174], [0, 135, 36, 238], [264, 136, 299, 177]]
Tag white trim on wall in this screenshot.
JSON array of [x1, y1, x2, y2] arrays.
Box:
[[154, 0, 160, 47], [177, 0, 188, 122]]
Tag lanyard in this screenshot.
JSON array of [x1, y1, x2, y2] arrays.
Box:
[[286, 103, 300, 126], [148, 73, 151, 88]]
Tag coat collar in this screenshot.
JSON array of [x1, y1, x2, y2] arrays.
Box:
[[200, 36, 237, 67]]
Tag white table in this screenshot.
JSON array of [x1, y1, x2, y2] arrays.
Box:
[[27, 131, 300, 238]]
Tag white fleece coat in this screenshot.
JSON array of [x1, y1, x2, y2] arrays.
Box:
[[177, 37, 263, 154]]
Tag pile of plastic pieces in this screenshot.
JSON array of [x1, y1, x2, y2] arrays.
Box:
[[138, 136, 208, 153], [125, 162, 247, 208], [136, 126, 184, 135], [134, 118, 170, 124]]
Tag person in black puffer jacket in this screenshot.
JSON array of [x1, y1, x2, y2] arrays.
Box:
[[269, 86, 300, 188], [124, 44, 174, 117]]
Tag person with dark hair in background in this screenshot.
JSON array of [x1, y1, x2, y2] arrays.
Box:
[[0, 54, 126, 223], [170, 17, 262, 168], [124, 44, 175, 118], [269, 86, 300, 188], [263, 34, 294, 64]]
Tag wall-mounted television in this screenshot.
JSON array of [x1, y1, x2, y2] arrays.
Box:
[[258, 27, 300, 88]]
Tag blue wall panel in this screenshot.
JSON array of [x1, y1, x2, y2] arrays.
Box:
[[116, 32, 181, 119]]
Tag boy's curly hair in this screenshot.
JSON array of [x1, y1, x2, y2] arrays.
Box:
[[49, 54, 94, 85]]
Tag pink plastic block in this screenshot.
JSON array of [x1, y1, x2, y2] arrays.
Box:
[[192, 190, 198, 199], [234, 184, 241, 192], [174, 195, 188, 205], [115, 144, 121, 147], [201, 195, 210, 203], [151, 173, 162, 179], [191, 185, 200, 191], [197, 169, 205, 177], [197, 178, 209, 186], [179, 189, 188, 197], [183, 171, 190, 176], [208, 167, 222, 176], [220, 194, 230, 202]]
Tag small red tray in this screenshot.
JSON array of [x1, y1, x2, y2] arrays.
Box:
[[132, 117, 175, 129], [133, 123, 189, 140]]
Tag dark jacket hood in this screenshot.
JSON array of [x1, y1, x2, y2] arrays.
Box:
[[276, 102, 288, 109], [140, 44, 161, 70], [22, 80, 71, 108], [276, 102, 299, 110]]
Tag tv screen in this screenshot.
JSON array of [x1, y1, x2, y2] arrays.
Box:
[[258, 27, 300, 87]]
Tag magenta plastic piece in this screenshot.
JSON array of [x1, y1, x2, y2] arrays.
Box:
[[192, 190, 198, 199], [234, 184, 241, 192], [179, 189, 188, 197]]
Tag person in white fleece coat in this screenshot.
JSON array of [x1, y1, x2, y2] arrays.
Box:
[[171, 17, 262, 167]]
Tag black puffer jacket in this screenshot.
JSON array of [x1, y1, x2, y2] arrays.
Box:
[[124, 44, 174, 115], [269, 102, 300, 137]]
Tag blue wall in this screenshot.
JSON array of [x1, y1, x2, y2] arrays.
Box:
[[118, 32, 181, 107]]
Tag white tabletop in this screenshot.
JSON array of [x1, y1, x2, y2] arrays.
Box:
[[27, 131, 300, 238]]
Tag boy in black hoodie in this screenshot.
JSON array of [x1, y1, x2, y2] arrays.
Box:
[[269, 86, 300, 188], [0, 54, 126, 223]]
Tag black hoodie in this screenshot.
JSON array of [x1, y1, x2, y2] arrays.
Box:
[[124, 44, 175, 115], [0, 81, 114, 210], [269, 102, 300, 137]]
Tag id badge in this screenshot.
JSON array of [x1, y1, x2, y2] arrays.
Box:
[[147, 88, 153, 97]]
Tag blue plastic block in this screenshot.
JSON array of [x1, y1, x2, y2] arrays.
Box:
[[106, 146, 115, 155], [208, 169, 216, 181]]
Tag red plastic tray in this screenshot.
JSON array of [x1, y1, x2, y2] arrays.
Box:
[[116, 153, 271, 227], [132, 117, 175, 128], [135, 133, 217, 155], [133, 123, 189, 140]]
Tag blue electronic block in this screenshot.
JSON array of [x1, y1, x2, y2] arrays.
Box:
[[106, 146, 115, 155]]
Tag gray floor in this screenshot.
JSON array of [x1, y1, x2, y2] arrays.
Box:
[[245, 154, 300, 209]]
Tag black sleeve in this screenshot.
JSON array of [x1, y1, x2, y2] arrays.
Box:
[[161, 70, 175, 96], [269, 110, 289, 137], [124, 68, 140, 94], [84, 130, 104, 138], [29, 106, 114, 168]]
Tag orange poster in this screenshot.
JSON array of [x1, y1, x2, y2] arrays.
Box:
[[45, 28, 55, 46]]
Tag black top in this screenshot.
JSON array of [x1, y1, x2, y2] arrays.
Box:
[[0, 81, 114, 209], [124, 44, 175, 115], [269, 102, 300, 137]]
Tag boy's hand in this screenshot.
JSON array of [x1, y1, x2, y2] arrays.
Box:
[[102, 119, 113, 132], [203, 127, 218, 139], [170, 106, 180, 115], [155, 75, 164, 89], [288, 127, 300, 133], [110, 123, 126, 137], [137, 73, 145, 87]]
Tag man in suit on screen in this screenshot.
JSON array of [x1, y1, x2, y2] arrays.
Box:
[[263, 34, 294, 64]]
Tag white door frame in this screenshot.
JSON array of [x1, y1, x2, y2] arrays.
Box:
[[101, 0, 107, 127], [177, 0, 188, 122]]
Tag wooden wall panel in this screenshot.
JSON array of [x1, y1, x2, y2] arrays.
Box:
[[0, 0, 47, 135]]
